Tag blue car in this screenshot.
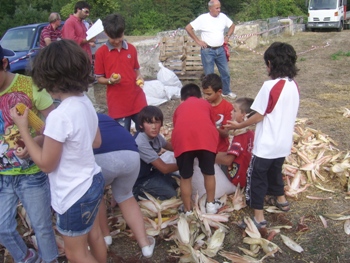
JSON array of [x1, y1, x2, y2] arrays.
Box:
[[0, 22, 64, 74]]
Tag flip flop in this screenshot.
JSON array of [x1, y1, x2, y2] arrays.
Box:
[[265, 196, 290, 212], [237, 217, 267, 229]]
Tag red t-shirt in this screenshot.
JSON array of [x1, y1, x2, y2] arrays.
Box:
[[211, 98, 233, 152], [40, 24, 62, 48], [227, 130, 254, 187], [94, 42, 147, 119], [172, 97, 219, 157], [62, 15, 91, 61]]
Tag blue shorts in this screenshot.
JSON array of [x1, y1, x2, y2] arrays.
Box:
[[56, 172, 104, 237]]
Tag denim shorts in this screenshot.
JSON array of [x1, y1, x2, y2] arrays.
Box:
[[56, 172, 104, 237]]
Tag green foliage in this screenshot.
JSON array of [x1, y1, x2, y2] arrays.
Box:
[[235, 0, 306, 22], [0, 0, 307, 37]]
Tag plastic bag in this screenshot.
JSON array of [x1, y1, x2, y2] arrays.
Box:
[[157, 62, 182, 89]]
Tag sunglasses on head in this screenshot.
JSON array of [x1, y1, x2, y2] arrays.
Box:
[[82, 9, 89, 14]]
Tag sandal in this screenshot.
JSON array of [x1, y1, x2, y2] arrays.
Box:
[[237, 217, 267, 229], [265, 196, 290, 212]]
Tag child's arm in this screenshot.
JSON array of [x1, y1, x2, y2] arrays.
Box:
[[215, 151, 235, 166], [92, 127, 101, 149], [217, 127, 229, 138], [11, 107, 62, 173], [224, 112, 264, 130], [151, 158, 178, 174], [163, 141, 173, 151]]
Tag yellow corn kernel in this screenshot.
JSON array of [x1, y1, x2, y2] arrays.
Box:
[[15, 103, 44, 132]]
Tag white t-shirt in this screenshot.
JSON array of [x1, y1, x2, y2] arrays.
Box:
[[251, 78, 299, 159], [190, 13, 233, 47], [44, 95, 101, 214]]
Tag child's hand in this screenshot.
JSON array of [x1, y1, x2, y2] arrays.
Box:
[[10, 105, 29, 130], [110, 73, 121, 84], [223, 120, 240, 130], [15, 146, 30, 159]]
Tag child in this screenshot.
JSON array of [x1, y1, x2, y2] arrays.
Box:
[[202, 73, 233, 153], [0, 45, 58, 263], [133, 106, 179, 201], [11, 40, 107, 263], [94, 13, 147, 132], [216, 97, 255, 188], [172, 83, 221, 214], [94, 113, 155, 258], [225, 42, 299, 228]]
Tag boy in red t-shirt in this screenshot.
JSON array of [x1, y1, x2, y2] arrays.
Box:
[[216, 97, 255, 188], [94, 14, 147, 131], [172, 84, 221, 214], [202, 73, 233, 153]]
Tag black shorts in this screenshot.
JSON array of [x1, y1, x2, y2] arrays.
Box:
[[176, 150, 216, 179], [246, 155, 285, 210]]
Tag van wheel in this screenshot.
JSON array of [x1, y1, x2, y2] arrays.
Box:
[[337, 21, 343, 32]]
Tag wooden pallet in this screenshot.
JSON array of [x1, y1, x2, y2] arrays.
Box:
[[159, 35, 203, 81]]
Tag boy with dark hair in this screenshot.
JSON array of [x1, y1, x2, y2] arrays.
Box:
[[225, 42, 299, 228], [172, 84, 221, 214], [216, 97, 255, 188], [202, 73, 233, 153], [95, 13, 147, 132], [133, 106, 178, 200]]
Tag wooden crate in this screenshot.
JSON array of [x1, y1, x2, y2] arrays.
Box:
[[159, 35, 203, 81]]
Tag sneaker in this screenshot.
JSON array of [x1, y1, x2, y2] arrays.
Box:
[[104, 235, 112, 246], [206, 199, 224, 214], [222, 92, 237, 99], [19, 249, 41, 263], [141, 236, 155, 258]]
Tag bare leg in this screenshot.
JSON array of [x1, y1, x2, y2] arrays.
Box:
[[88, 215, 107, 263], [254, 209, 265, 223], [62, 235, 98, 263], [180, 177, 192, 212], [98, 199, 110, 237], [204, 174, 215, 203], [118, 197, 150, 248]]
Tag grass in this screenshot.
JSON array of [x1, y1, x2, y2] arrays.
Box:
[[330, 50, 350, 60]]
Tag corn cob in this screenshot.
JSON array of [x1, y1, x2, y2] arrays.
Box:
[[136, 79, 144, 88], [112, 73, 120, 79], [15, 103, 44, 132]]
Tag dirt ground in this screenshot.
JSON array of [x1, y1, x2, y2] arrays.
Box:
[[1, 30, 350, 263], [94, 31, 350, 263]]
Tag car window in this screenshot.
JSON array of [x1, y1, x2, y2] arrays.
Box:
[[0, 27, 36, 52]]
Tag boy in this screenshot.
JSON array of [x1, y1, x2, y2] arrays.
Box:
[[201, 73, 233, 153], [172, 84, 220, 214], [225, 42, 299, 228], [216, 97, 255, 188], [94, 13, 147, 131], [133, 106, 179, 201]]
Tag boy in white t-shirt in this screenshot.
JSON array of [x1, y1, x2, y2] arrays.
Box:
[[224, 42, 300, 229], [11, 39, 106, 263]]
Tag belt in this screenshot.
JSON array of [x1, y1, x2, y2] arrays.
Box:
[[207, 45, 222, 50]]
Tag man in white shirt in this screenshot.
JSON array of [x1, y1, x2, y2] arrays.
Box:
[[185, 0, 236, 98]]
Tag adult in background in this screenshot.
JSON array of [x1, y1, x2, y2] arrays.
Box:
[[62, 1, 95, 62], [185, 0, 236, 99], [62, 1, 97, 104], [40, 12, 62, 48]]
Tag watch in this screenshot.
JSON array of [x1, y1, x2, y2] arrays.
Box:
[[108, 79, 112, 85]]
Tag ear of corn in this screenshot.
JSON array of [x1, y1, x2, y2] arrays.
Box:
[[15, 103, 44, 132], [112, 73, 120, 79]]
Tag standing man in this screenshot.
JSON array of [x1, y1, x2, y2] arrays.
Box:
[[62, 1, 95, 62], [40, 12, 62, 48], [185, 0, 236, 99], [62, 1, 96, 104]]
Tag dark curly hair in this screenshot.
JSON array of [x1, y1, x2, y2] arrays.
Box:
[[31, 39, 93, 93], [264, 42, 299, 79]]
